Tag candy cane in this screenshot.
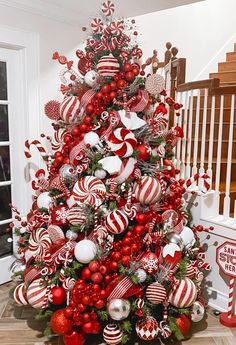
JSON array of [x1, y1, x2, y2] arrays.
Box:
[[191, 259, 211, 271], [24, 139, 47, 159], [59, 66, 83, 84], [155, 172, 166, 195]]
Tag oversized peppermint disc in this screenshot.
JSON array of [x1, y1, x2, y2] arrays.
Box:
[[108, 128, 137, 158], [136, 316, 159, 341], [60, 96, 83, 123], [72, 176, 106, 207], [110, 20, 124, 35], [103, 324, 123, 345], [47, 224, 65, 243], [101, 0, 115, 16], [169, 277, 197, 308], [27, 279, 49, 309], [13, 283, 28, 305], [146, 282, 167, 304], [91, 17, 104, 33], [51, 128, 69, 151], [28, 228, 52, 257], [97, 54, 120, 77], [106, 209, 129, 234], [145, 74, 165, 95], [134, 176, 161, 205], [67, 207, 86, 225]]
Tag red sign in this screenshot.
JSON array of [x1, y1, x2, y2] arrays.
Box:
[[216, 241, 236, 278]]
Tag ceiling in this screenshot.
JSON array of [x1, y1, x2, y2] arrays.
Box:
[[0, 0, 204, 27]]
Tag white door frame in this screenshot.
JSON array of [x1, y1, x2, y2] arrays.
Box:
[[0, 26, 40, 283]]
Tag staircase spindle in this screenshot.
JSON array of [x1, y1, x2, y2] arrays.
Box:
[[185, 90, 194, 179], [206, 95, 216, 188], [223, 94, 235, 220], [215, 95, 224, 214], [176, 93, 183, 177], [192, 89, 201, 186], [180, 91, 189, 179], [199, 88, 208, 189]]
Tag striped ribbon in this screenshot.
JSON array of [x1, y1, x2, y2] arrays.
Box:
[[107, 276, 134, 301]]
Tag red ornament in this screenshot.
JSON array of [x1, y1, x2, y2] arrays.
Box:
[[50, 309, 73, 335], [135, 213, 148, 225], [50, 286, 67, 305], [140, 252, 159, 274], [91, 272, 103, 284], [133, 224, 146, 236], [136, 316, 159, 340], [63, 331, 85, 345], [81, 267, 92, 280], [88, 260, 100, 272], [136, 144, 151, 161], [51, 205, 69, 226], [175, 314, 191, 336]]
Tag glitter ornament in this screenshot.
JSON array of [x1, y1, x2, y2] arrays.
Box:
[[145, 74, 165, 95], [136, 316, 159, 341]]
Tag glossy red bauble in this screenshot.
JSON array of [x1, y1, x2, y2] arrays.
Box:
[[82, 322, 93, 334], [91, 272, 103, 284], [133, 224, 146, 236], [99, 265, 108, 275], [63, 331, 85, 345], [121, 255, 131, 266], [51, 286, 67, 305], [88, 260, 100, 273], [101, 84, 111, 94], [117, 79, 127, 89], [81, 267, 92, 280], [86, 103, 94, 114], [109, 261, 118, 271], [137, 144, 150, 161], [175, 314, 191, 335], [123, 63, 132, 72], [71, 127, 80, 137], [64, 306, 74, 319], [50, 309, 73, 335], [125, 71, 135, 81], [136, 213, 148, 225], [110, 81, 117, 90]]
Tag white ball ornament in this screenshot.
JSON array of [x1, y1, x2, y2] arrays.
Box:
[[37, 192, 52, 210], [84, 131, 100, 147], [191, 301, 205, 322], [180, 226, 196, 249], [94, 169, 107, 179], [134, 268, 147, 283], [84, 70, 99, 87], [74, 239, 97, 264], [107, 298, 131, 321], [66, 230, 78, 241]]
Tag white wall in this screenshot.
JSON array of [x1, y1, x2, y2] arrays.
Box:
[[136, 0, 236, 82], [0, 4, 83, 136]]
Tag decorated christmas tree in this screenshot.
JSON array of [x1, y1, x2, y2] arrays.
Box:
[[10, 1, 212, 344]]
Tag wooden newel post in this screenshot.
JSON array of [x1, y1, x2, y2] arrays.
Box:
[[216, 241, 236, 327]]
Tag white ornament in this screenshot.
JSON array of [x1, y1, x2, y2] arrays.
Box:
[[191, 301, 205, 322], [66, 230, 78, 241], [134, 268, 147, 283], [98, 156, 122, 175], [84, 70, 99, 87], [180, 226, 196, 249], [74, 239, 97, 263], [84, 131, 100, 147], [95, 169, 107, 179], [37, 192, 52, 210], [118, 109, 146, 130]]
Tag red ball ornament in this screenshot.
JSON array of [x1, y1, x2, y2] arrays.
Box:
[[137, 144, 151, 161], [63, 331, 85, 345], [50, 286, 67, 305], [135, 213, 148, 225], [125, 71, 135, 81], [91, 272, 103, 284], [101, 84, 111, 94], [86, 103, 94, 114], [175, 314, 191, 336], [50, 309, 73, 335], [117, 79, 127, 89], [81, 267, 92, 280], [133, 224, 146, 236], [123, 63, 132, 72], [88, 260, 100, 272], [82, 322, 94, 334], [110, 81, 117, 90], [64, 306, 74, 319]]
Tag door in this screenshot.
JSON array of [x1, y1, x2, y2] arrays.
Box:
[[0, 47, 22, 284]]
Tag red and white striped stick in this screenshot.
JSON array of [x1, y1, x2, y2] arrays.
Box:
[[228, 276, 235, 318], [24, 139, 47, 159]]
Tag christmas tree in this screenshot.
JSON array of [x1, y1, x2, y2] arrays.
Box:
[[11, 1, 212, 344]]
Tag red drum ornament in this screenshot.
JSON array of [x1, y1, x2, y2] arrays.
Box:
[[136, 316, 159, 340], [103, 324, 123, 345], [97, 54, 120, 77], [60, 96, 83, 124], [106, 209, 129, 235], [134, 176, 161, 205], [13, 283, 28, 305], [146, 282, 167, 304], [169, 278, 197, 308]]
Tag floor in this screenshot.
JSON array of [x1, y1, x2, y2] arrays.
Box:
[[0, 282, 236, 345]]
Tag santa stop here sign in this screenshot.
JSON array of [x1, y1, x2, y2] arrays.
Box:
[[216, 241, 236, 278]]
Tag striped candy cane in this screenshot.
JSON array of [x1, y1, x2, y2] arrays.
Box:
[[228, 277, 235, 318], [24, 139, 47, 159]]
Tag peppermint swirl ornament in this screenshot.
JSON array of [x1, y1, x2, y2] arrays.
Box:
[[134, 176, 161, 205], [169, 277, 197, 308], [60, 96, 83, 124], [13, 283, 28, 305], [72, 176, 106, 207], [108, 128, 137, 158], [110, 21, 124, 35], [26, 279, 49, 309], [91, 18, 104, 33], [106, 209, 129, 234], [101, 0, 115, 16], [145, 74, 165, 95], [28, 228, 51, 257]]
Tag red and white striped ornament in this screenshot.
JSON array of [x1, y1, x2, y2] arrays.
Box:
[[47, 224, 65, 243], [51, 128, 69, 151], [130, 90, 149, 112], [24, 267, 41, 285], [136, 316, 159, 341], [60, 96, 83, 123], [185, 263, 195, 278], [91, 18, 104, 33], [108, 128, 137, 158], [13, 283, 28, 305], [140, 252, 159, 274], [26, 279, 50, 309], [106, 209, 129, 235], [72, 176, 106, 207], [28, 228, 52, 257], [110, 21, 124, 35], [146, 282, 167, 304], [145, 74, 165, 95], [103, 324, 123, 345], [134, 176, 161, 205], [67, 207, 86, 225], [132, 46, 143, 59], [101, 0, 115, 16], [97, 54, 120, 77], [136, 298, 145, 309], [169, 278, 197, 308], [24, 139, 47, 159], [44, 100, 60, 120]]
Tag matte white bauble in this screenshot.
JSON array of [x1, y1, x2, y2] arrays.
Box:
[[66, 230, 78, 241], [37, 192, 52, 210], [74, 239, 97, 263], [84, 131, 100, 147], [98, 156, 122, 175], [180, 226, 196, 248], [84, 70, 99, 87], [95, 169, 107, 179]]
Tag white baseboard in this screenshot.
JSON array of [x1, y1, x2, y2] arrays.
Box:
[[206, 287, 229, 312]]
